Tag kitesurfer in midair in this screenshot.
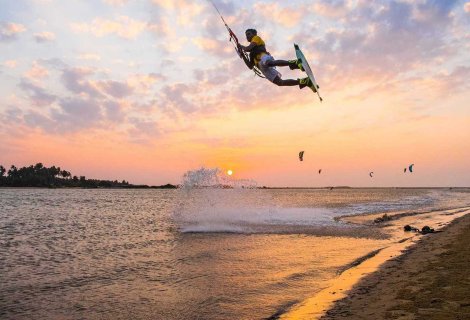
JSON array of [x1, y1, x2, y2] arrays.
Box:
[[239, 29, 316, 91]]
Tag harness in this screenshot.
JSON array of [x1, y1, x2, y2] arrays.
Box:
[[249, 44, 269, 67]]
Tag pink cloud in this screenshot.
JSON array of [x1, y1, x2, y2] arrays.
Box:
[[127, 117, 161, 144], [465, 2, 470, 13], [33, 31, 55, 43], [127, 73, 164, 94], [312, 0, 350, 18], [3, 60, 17, 68], [151, 0, 204, 27], [289, 0, 464, 92], [61, 67, 104, 98], [97, 80, 134, 99], [103, 0, 128, 6], [70, 16, 146, 39], [410, 66, 470, 97], [0, 22, 26, 41], [77, 53, 101, 61], [192, 37, 232, 57], [19, 79, 57, 107], [254, 3, 304, 28], [152, 0, 198, 10], [103, 100, 126, 122], [34, 31, 55, 43], [25, 61, 49, 80]]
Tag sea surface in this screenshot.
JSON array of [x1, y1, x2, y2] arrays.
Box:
[[1, 187, 470, 320]]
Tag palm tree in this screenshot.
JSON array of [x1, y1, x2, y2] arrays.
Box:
[[61, 170, 70, 179], [8, 165, 18, 176], [0, 165, 5, 186]]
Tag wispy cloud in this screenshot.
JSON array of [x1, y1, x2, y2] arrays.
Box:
[[3, 60, 17, 68], [60, 67, 104, 98], [127, 117, 161, 144], [103, 100, 126, 122], [254, 3, 304, 28], [293, 0, 463, 91], [127, 73, 164, 94], [77, 53, 102, 61], [18, 79, 57, 107], [97, 80, 134, 99], [33, 31, 55, 43], [0, 22, 26, 42], [192, 37, 232, 57], [25, 61, 49, 80], [103, 0, 129, 6], [312, 0, 350, 18], [70, 16, 147, 39]]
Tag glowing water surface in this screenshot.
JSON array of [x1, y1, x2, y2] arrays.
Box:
[[1, 187, 469, 319]]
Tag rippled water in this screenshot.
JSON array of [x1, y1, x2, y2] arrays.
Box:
[[1, 188, 469, 319]]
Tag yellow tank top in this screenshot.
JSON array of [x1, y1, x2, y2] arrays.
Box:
[[251, 35, 267, 67]]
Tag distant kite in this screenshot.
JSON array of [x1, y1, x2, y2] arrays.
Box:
[[299, 151, 304, 161], [408, 164, 414, 173], [318, 169, 322, 174], [369, 171, 374, 177], [404, 168, 407, 173]]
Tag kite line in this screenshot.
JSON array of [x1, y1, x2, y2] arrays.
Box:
[[207, 0, 264, 78]]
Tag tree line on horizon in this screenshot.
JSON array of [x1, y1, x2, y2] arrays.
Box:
[[0, 163, 176, 189]]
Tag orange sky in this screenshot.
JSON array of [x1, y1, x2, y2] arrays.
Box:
[[1, 0, 469, 186]]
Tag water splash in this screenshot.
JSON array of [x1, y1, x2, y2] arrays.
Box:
[[180, 167, 257, 189], [175, 167, 265, 232], [173, 168, 356, 234]]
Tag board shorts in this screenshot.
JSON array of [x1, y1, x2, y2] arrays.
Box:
[[258, 54, 282, 82]]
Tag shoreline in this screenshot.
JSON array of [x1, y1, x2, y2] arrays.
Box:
[[279, 206, 470, 319]]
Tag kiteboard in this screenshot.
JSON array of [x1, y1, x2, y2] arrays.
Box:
[[294, 44, 322, 102]]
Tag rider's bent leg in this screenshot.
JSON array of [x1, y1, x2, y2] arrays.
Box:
[[267, 59, 303, 71], [266, 60, 289, 67], [273, 76, 299, 87]]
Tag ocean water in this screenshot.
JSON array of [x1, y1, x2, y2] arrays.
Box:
[[1, 187, 469, 320]]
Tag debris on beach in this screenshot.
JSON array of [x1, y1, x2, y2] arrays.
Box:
[[374, 213, 392, 223], [421, 225, 435, 234], [404, 224, 419, 232], [404, 224, 436, 234]]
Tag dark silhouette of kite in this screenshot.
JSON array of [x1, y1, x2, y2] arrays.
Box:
[[404, 168, 407, 173], [369, 171, 374, 177], [318, 169, 322, 174], [408, 164, 414, 173], [299, 151, 304, 161]]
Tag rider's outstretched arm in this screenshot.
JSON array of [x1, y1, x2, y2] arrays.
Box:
[[239, 42, 256, 52]]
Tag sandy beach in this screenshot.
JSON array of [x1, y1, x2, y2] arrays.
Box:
[[280, 206, 470, 320], [321, 210, 470, 319]]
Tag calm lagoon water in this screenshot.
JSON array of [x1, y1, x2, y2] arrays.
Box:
[[1, 188, 469, 319]]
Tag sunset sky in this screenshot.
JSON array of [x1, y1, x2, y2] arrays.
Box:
[[1, 0, 469, 187]]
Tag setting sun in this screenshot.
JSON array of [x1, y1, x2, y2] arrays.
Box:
[[227, 170, 233, 176]]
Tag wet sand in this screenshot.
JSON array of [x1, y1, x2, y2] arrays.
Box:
[[281, 207, 470, 320], [322, 210, 470, 320]]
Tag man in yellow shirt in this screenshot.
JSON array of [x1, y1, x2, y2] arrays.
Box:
[[239, 29, 316, 91]]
